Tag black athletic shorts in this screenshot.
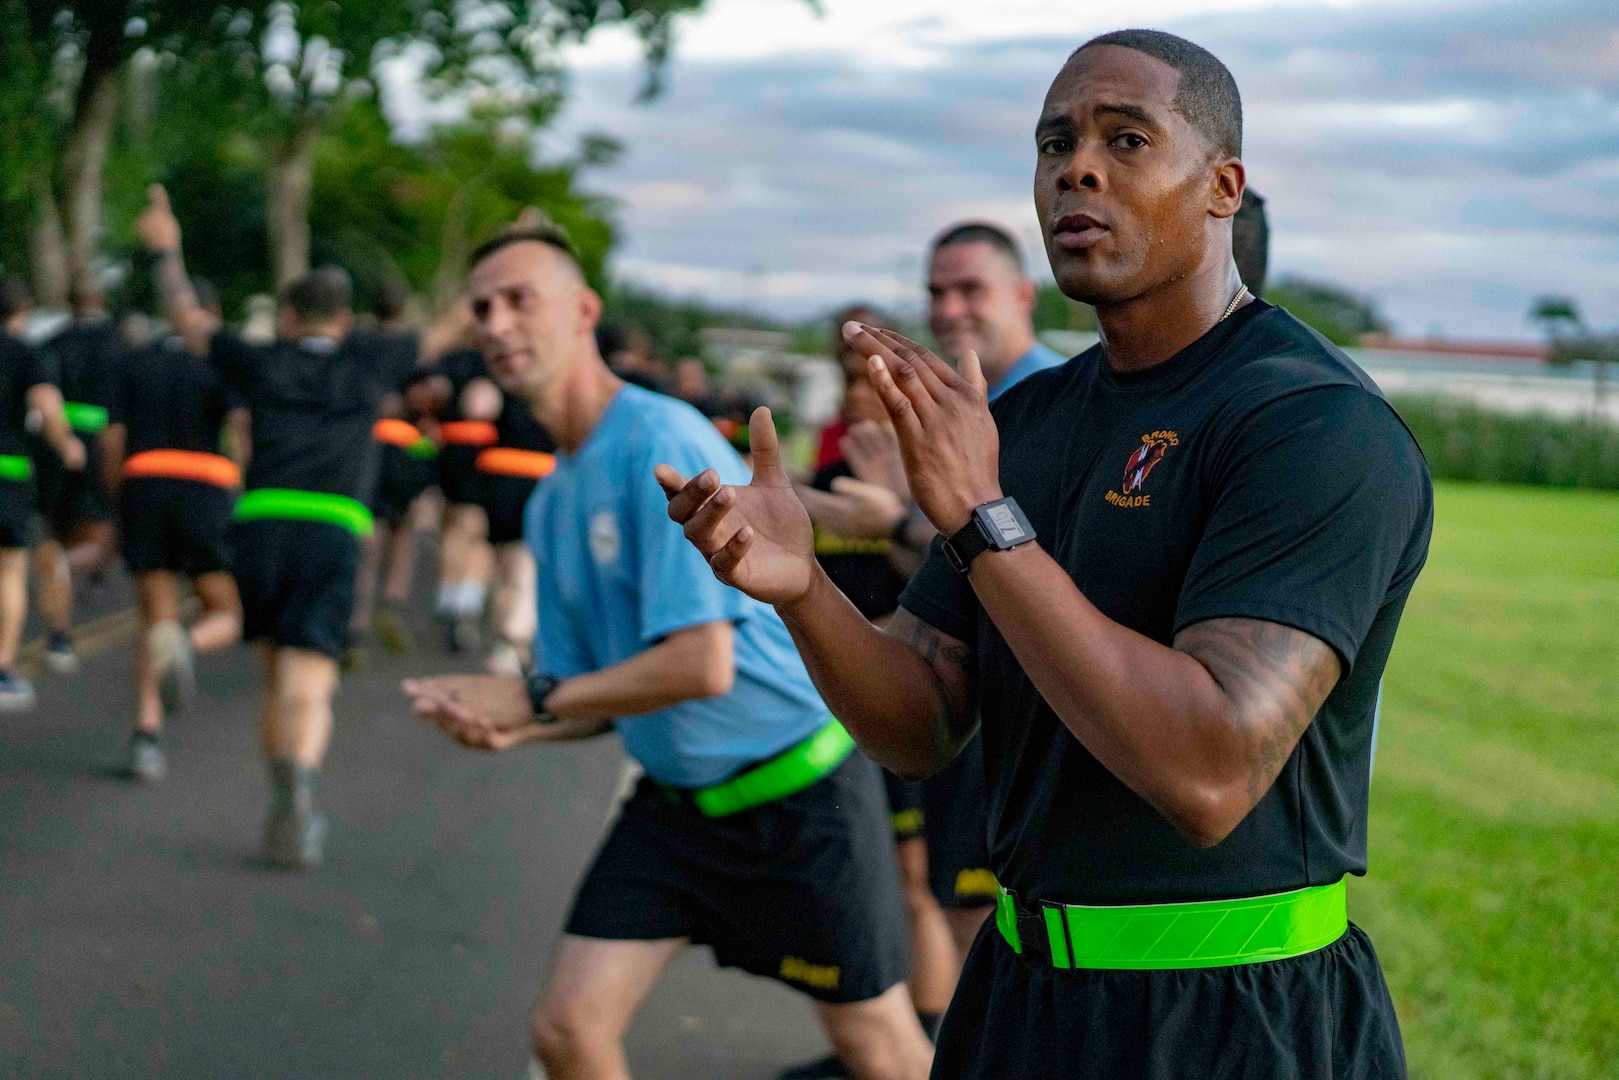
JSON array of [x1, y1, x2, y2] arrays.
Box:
[[35, 441, 110, 535], [437, 444, 486, 507], [478, 473, 537, 546], [882, 766, 925, 843], [935, 919, 1406, 1079], [0, 477, 41, 549], [565, 750, 911, 1005], [923, 733, 997, 909], [370, 444, 437, 526], [233, 518, 358, 659], [120, 477, 234, 576]]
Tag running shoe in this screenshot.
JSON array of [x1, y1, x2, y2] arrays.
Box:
[[373, 603, 414, 655], [776, 1056, 851, 1080], [44, 631, 79, 675], [148, 620, 195, 716], [129, 731, 168, 783], [261, 761, 327, 871], [0, 670, 36, 711]]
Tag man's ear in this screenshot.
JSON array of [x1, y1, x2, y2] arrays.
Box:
[[579, 287, 603, 335], [1016, 277, 1038, 316], [1209, 158, 1245, 221]]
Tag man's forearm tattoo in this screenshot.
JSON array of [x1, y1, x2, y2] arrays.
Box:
[[1176, 618, 1341, 805], [887, 606, 975, 740]]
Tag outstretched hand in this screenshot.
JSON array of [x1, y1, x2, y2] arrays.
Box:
[[656, 406, 818, 605], [841, 322, 1002, 537], [135, 184, 181, 252], [403, 674, 537, 752]]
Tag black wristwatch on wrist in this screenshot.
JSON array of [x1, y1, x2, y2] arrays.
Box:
[[941, 496, 1037, 573], [525, 672, 562, 725]]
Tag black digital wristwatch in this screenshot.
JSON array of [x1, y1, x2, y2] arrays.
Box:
[[941, 496, 1037, 573], [526, 672, 562, 725]]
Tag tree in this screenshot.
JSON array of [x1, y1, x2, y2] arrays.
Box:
[[1264, 277, 1387, 346], [1529, 296, 1584, 340], [1033, 282, 1096, 334]]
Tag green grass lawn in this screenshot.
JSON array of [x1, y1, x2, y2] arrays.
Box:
[[1352, 482, 1619, 1079]]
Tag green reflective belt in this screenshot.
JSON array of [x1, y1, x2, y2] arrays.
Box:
[[673, 719, 856, 818], [63, 401, 108, 433], [407, 437, 438, 460], [997, 876, 1348, 970], [233, 488, 374, 537], [0, 455, 31, 482]]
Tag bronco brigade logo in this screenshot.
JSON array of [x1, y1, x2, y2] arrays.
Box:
[[1105, 430, 1178, 508]]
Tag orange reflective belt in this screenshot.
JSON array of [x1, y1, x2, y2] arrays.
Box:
[[475, 447, 557, 480], [439, 421, 499, 447], [123, 449, 241, 488], [373, 418, 422, 447]]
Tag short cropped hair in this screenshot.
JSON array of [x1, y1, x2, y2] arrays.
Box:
[[280, 265, 353, 321], [1075, 29, 1242, 159], [1231, 189, 1268, 295], [468, 224, 583, 276], [0, 277, 32, 322], [930, 222, 1027, 276]]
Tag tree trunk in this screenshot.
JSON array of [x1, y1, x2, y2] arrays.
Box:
[[28, 174, 70, 310], [266, 117, 324, 289], [59, 65, 120, 305]]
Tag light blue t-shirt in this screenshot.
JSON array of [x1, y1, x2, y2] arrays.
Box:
[[526, 385, 830, 787], [988, 341, 1067, 402]]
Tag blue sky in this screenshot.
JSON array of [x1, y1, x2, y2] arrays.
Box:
[[526, 0, 1618, 340]]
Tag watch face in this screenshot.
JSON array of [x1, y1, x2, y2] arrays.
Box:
[[982, 502, 1030, 545]]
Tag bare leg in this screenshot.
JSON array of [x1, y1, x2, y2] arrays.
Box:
[[895, 837, 958, 1017], [260, 647, 339, 768], [814, 983, 934, 1080], [63, 519, 116, 575], [381, 510, 421, 604], [134, 571, 182, 735], [945, 907, 991, 970], [490, 540, 536, 666], [531, 934, 686, 1080], [33, 541, 71, 634], [0, 549, 27, 669], [190, 571, 242, 654], [350, 527, 384, 636]]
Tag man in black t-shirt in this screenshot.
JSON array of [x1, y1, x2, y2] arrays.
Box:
[[104, 277, 248, 783], [34, 290, 124, 674], [139, 185, 416, 870], [664, 30, 1429, 1079], [0, 280, 87, 710]]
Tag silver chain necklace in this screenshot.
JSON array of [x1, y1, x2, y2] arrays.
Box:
[[1218, 284, 1250, 323]]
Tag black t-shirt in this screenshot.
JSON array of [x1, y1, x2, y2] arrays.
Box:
[[44, 318, 123, 407], [434, 348, 487, 418], [899, 302, 1433, 905], [211, 331, 415, 499], [0, 335, 51, 458], [433, 347, 556, 452], [812, 459, 906, 621], [110, 336, 243, 457]]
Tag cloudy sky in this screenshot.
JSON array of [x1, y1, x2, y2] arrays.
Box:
[[531, 0, 1618, 340]]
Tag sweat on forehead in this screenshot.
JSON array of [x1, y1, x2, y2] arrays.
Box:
[[1067, 29, 1242, 160]]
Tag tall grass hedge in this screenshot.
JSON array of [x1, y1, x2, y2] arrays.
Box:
[[1388, 394, 1619, 490]]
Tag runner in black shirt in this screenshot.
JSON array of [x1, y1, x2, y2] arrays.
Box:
[[0, 280, 87, 710], [420, 344, 498, 652], [138, 185, 415, 870], [664, 31, 1430, 1078], [35, 294, 124, 673], [104, 277, 248, 783]]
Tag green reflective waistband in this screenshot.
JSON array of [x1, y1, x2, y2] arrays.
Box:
[[63, 401, 108, 433], [0, 455, 31, 482], [997, 876, 1348, 970], [233, 488, 374, 537], [407, 437, 438, 460], [669, 719, 856, 818]]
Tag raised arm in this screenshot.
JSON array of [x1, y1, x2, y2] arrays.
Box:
[[656, 410, 977, 778], [135, 185, 218, 352], [845, 323, 1341, 847]]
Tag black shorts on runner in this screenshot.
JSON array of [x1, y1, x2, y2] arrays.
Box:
[[883, 766, 925, 843], [565, 750, 911, 1005], [370, 444, 436, 527], [923, 733, 997, 909], [935, 919, 1406, 1080], [35, 442, 111, 535], [0, 478, 41, 549], [437, 444, 486, 508], [120, 477, 234, 576], [478, 473, 536, 546], [233, 518, 358, 659]]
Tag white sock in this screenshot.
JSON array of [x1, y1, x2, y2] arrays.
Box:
[[454, 580, 486, 615], [435, 583, 457, 615]]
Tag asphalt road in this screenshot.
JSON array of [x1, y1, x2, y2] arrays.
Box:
[[0, 591, 830, 1078]]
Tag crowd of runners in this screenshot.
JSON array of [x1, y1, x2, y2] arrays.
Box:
[[1, 30, 1433, 1080]]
